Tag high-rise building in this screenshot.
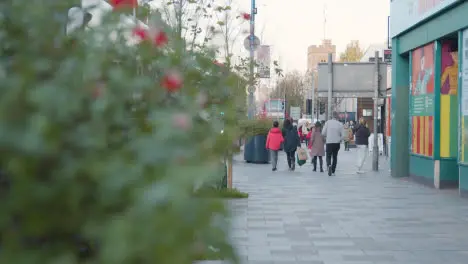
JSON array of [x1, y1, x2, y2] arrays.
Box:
[[307, 39, 336, 71]]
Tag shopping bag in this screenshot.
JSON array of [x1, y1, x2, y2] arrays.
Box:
[[296, 148, 307, 166]]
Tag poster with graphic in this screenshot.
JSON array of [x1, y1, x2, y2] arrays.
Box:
[[410, 43, 434, 156], [440, 40, 459, 158], [462, 29, 468, 163]]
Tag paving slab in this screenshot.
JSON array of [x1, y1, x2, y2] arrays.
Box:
[[200, 146, 468, 264]]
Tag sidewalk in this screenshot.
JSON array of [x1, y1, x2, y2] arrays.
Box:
[[221, 147, 468, 264]]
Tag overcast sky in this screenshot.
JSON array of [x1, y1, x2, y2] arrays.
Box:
[[232, 0, 391, 73], [86, 0, 390, 74]]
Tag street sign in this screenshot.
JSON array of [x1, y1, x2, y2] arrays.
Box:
[[290, 106, 301, 121], [243, 35, 260, 51], [384, 49, 392, 63], [247, 85, 256, 93]]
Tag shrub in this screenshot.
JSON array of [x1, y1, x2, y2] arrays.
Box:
[[239, 118, 277, 137], [0, 1, 242, 263]]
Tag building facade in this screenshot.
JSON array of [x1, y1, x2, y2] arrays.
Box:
[[307, 39, 336, 120], [307, 39, 336, 71], [390, 0, 468, 195]]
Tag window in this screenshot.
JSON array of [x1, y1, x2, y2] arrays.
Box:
[[362, 109, 373, 117]]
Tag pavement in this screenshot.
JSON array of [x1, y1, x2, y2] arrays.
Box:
[[200, 145, 468, 264]]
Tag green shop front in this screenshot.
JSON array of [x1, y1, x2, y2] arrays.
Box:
[[390, 0, 468, 195]]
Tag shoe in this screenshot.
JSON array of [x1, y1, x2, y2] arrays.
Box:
[[272, 168, 277, 171], [312, 168, 316, 172], [356, 170, 364, 174], [320, 168, 324, 172], [327, 165, 332, 176]]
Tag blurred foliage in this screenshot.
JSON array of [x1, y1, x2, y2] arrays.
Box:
[[0, 0, 246, 263]]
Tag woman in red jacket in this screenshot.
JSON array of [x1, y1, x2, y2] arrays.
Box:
[[266, 121, 284, 171]]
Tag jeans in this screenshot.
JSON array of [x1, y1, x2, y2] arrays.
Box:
[[326, 143, 340, 173], [286, 150, 296, 169], [356, 145, 368, 171], [344, 141, 349, 151], [270, 150, 279, 169]]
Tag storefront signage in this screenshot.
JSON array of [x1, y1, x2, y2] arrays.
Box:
[[462, 29, 468, 163], [462, 29, 468, 116], [411, 94, 434, 116], [390, 0, 460, 37]]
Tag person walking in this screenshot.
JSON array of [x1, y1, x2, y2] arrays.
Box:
[[266, 121, 284, 171], [282, 119, 301, 171], [308, 121, 325, 172], [343, 123, 353, 151], [322, 112, 344, 176], [354, 118, 371, 174]]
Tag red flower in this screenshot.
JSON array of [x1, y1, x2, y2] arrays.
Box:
[[132, 27, 148, 40], [161, 71, 183, 92], [242, 12, 251, 20], [154, 30, 168, 47], [110, 0, 137, 10], [213, 60, 224, 67], [132, 27, 168, 47]]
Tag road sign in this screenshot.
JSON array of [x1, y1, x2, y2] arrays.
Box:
[[290, 106, 301, 120], [247, 85, 256, 93], [243, 35, 260, 51]]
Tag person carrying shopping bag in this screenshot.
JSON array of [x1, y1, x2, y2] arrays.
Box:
[[282, 119, 301, 171], [308, 121, 325, 172], [266, 121, 284, 171]]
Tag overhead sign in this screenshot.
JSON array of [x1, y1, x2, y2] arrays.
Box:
[[390, 0, 459, 37], [316, 62, 387, 98]]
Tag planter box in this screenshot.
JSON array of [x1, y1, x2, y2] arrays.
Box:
[[243, 135, 270, 164]]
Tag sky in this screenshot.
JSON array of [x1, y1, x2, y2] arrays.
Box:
[[232, 0, 391, 73], [84, 0, 390, 74]]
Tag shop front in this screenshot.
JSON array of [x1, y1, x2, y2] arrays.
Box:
[[390, 0, 468, 194]]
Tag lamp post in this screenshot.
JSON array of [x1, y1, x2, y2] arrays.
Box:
[[247, 0, 256, 119]]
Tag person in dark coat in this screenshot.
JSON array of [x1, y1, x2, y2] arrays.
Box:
[[353, 118, 371, 173], [282, 119, 301, 171]]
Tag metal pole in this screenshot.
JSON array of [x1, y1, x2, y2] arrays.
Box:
[[311, 72, 315, 121], [247, 0, 256, 119], [327, 53, 333, 120], [372, 51, 380, 171]]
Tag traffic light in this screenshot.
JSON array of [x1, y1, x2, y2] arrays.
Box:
[[281, 101, 285, 110], [306, 99, 312, 115], [319, 102, 325, 115]]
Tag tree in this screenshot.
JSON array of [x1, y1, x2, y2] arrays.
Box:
[[269, 71, 307, 113], [339, 40, 364, 62]]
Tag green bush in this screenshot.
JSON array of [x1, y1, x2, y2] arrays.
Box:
[[239, 118, 276, 137], [0, 1, 243, 263]]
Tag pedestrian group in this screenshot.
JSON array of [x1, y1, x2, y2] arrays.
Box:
[[265, 112, 371, 175]]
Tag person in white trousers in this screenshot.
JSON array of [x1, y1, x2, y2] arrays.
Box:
[[353, 118, 371, 174]]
